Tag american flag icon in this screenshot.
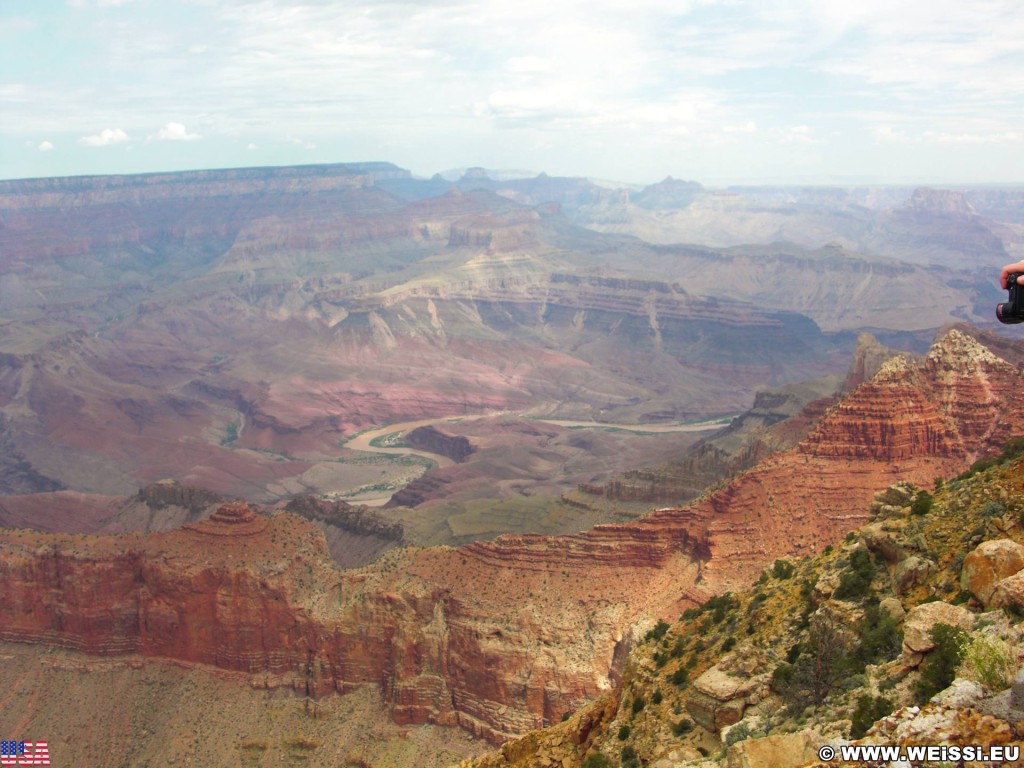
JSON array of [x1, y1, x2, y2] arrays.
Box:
[[0, 741, 49, 766]]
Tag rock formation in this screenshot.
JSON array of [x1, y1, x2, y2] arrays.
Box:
[[404, 425, 475, 463], [1, 330, 1023, 745]]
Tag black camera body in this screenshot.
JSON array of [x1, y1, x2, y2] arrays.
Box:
[[998, 272, 1024, 324]]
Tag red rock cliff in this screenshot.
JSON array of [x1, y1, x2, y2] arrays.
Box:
[[1, 330, 1022, 743]]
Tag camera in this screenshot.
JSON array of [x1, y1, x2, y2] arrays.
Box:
[[998, 272, 1024, 324]]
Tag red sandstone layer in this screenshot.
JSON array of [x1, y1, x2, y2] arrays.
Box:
[[0, 330, 1021, 743]]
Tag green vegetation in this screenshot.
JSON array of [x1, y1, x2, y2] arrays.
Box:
[[850, 694, 893, 739], [775, 615, 851, 712], [582, 754, 614, 768], [702, 592, 738, 623], [724, 721, 754, 746], [911, 490, 934, 516], [772, 559, 795, 579], [670, 718, 693, 737], [368, 430, 408, 448], [955, 437, 1024, 481], [631, 696, 646, 715], [221, 420, 240, 446], [645, 619, 670, 642], [913, 623, 970, 704], [833, 547, 876, 601], [959, 633, 1016, 691], [512, 453, 1024, 768], [849, 603, 903, 672]]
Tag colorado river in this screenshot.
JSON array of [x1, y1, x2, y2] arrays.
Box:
[[345, 413, 733, 466]]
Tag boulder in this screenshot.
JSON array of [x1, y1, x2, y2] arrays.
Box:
[[902, 602, 974, 655], [961, 539, 1024, 608], [871, 482, 916, 510], [687, 663, 769, 733], [725, 730, 824, 768], [813, 570, 842, 603], [989, 570, 1024, 611], [693, 666, 765, 701], [861, 521, 907, 563], [977, 667, 1024, 724], [931, 678, 985, 709], [893, 556, 936, 595], [879, 597, 906, 622]]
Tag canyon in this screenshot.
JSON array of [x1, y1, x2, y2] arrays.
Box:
[[0, 329, 1021, 761], [0, 164, 1006, 510], [4, 163, 1024, 764]]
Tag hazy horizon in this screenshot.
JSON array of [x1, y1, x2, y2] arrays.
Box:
[[5, 158, 1024, 191], [2, 0, 1023, 185]]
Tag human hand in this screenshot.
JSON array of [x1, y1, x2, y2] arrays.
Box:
[[1000, 261, 1024, 288]]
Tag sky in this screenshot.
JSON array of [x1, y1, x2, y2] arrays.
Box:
[[1, 0, 1023, 185]]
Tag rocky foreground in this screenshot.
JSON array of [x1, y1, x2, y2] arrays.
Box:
[[463, 453, 1024, 767], [0, 330, 1021, 757]]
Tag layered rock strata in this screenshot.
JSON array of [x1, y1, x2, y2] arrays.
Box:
[[0, 330, 1022, 743]]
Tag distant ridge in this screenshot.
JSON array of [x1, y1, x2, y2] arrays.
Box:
[[0, 160, 409, 189]]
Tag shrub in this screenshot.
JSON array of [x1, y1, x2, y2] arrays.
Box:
[[631, 696, 646, 715], [773, 559, 795, 579], [833, 548, 875, 601], [850, 694, 893, 739], [959, 634, 1016, 691], [703, 592, 737, 623], [671, 718, 693, 736], [913, 623, 970, 704], [669, 667, 688, 687], [651, 688, 663, 705], [670, 637, 685, 658], [617, 724, 631, 740], [582, 754, 614, 768], [645, 619, 670, 642], [721, 636, 736, 653], [979, 500, 1005, 518], [911, 490, 934, 516], [1002, 436, 1024, 460], [771, 662, 794, 691], [724, 721, 753, 746], [850, 604, 903, 672], [776, 615, 851, 711]]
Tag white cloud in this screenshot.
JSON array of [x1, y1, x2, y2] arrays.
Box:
[[156, 122, 201, 141], [78, 128, 129, 147], [3, 0, 1023, 182], [782, 125, 817, 144], [724, 121, 758, 134], [504, 56, 551, 74], [926, 130, 1024, 145], [873, 125, 909, 143], [38, 141, 54, 152], [68, 0, 136, 8], [247, 143, 258, 150]]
